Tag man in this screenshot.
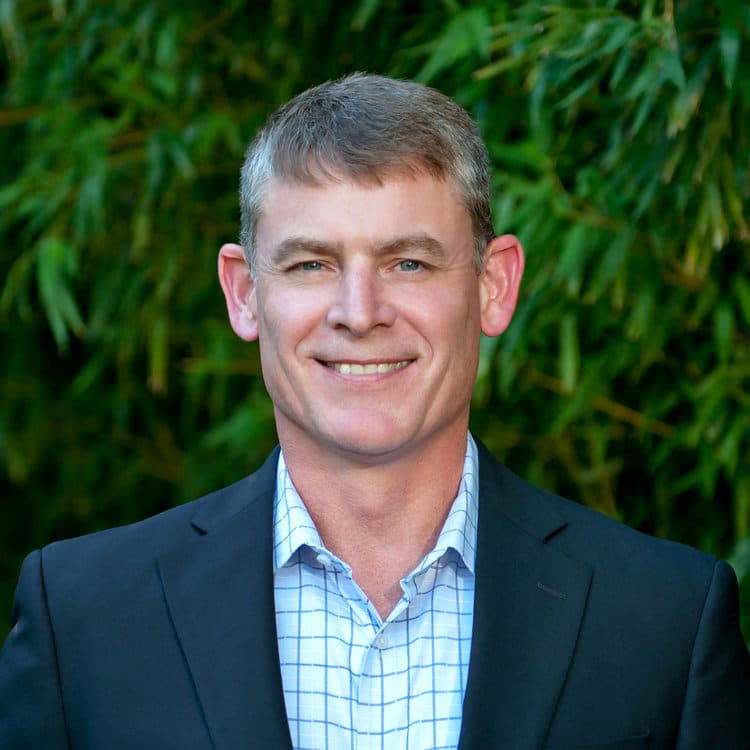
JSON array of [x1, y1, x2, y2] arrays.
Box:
[[1, 73, 748, 749]]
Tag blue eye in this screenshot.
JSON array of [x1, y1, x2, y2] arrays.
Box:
[[398, 259, 422, 272], [299, 261, 323, 271]]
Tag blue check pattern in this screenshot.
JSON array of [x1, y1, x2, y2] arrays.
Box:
[[273, 436, 478, 750]]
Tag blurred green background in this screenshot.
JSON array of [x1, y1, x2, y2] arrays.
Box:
[[1, 0, 749, 643]]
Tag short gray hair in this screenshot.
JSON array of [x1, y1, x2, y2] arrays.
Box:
[[239, 73, 494, 273]]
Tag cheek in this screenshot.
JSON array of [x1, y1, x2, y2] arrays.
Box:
[[255, 294, 323, 358], [427, 290, 480, 340], [254, 299, 324, 414]]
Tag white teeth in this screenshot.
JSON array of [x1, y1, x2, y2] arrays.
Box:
[[328, 360, 410, 375]]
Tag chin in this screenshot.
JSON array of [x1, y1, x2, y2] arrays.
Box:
[[323, 423, 415, 462]]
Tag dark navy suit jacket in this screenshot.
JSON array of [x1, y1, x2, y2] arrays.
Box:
[[1, 444, 749, 749]]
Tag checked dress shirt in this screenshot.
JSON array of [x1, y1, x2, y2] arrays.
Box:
[[273, 435, 479, 750]]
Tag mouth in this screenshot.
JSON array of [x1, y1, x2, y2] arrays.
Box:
[[322, 360, 412, 375]]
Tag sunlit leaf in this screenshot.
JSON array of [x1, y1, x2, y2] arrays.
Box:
[[35, 235, 85, 350], [415, 7, 490, 83], [559, 313, 579, 394]]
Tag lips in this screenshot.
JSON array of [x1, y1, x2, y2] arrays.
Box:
[[323, 360, 412, 375]]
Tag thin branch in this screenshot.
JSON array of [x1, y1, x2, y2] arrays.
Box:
[[530, 368, 676, 437]]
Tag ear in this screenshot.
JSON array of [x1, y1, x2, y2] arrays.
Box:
[[479, 234, 525, 337], [217, 243, 259, 341]]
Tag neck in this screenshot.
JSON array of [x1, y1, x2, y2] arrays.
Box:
[[279, 428, 469, 618]]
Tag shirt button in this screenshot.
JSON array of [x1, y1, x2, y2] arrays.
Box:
[[374, 633, 389, 649]]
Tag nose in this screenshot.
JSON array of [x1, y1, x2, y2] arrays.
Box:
[[325, 267, 396, 335]]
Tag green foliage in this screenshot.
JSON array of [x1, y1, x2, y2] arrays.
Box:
[[1, 0, 748, 642]]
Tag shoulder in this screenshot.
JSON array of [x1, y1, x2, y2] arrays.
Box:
[[476, 443, 750, 687], [476, 440, 721, 592]]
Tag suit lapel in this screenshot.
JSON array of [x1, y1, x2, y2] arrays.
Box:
[[459, 446, 593, 750], [157, 450, 293, 750]]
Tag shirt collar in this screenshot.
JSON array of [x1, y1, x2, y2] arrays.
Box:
[[273, 434, 479, 576]]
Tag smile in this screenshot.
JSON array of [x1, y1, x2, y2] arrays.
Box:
[[324, 360, 411, 375]]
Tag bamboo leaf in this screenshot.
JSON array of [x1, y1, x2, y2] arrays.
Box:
[[147, 314, 169, 394], [415, 7, 491, 83], [718, 0, 742, 88], [714, 303, 734, 365], [559, 313, 579, 394], [35, 235, 85, 350]]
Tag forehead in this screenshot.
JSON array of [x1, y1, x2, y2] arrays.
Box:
[[255, 173, 472, 254]]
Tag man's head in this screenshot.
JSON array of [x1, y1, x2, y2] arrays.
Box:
[[220, 74, 524, 464], [239, 73, 495, 274]]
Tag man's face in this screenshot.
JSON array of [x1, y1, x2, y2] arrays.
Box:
[[224, 173, 514, 464]]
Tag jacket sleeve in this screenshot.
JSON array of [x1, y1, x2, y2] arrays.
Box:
[[0, 550, 70, 749], [675, 559, 750, 749]]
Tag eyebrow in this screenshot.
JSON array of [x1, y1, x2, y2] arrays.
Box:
[[373, 234, 447, 260], [269, 237, 343, 266]]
